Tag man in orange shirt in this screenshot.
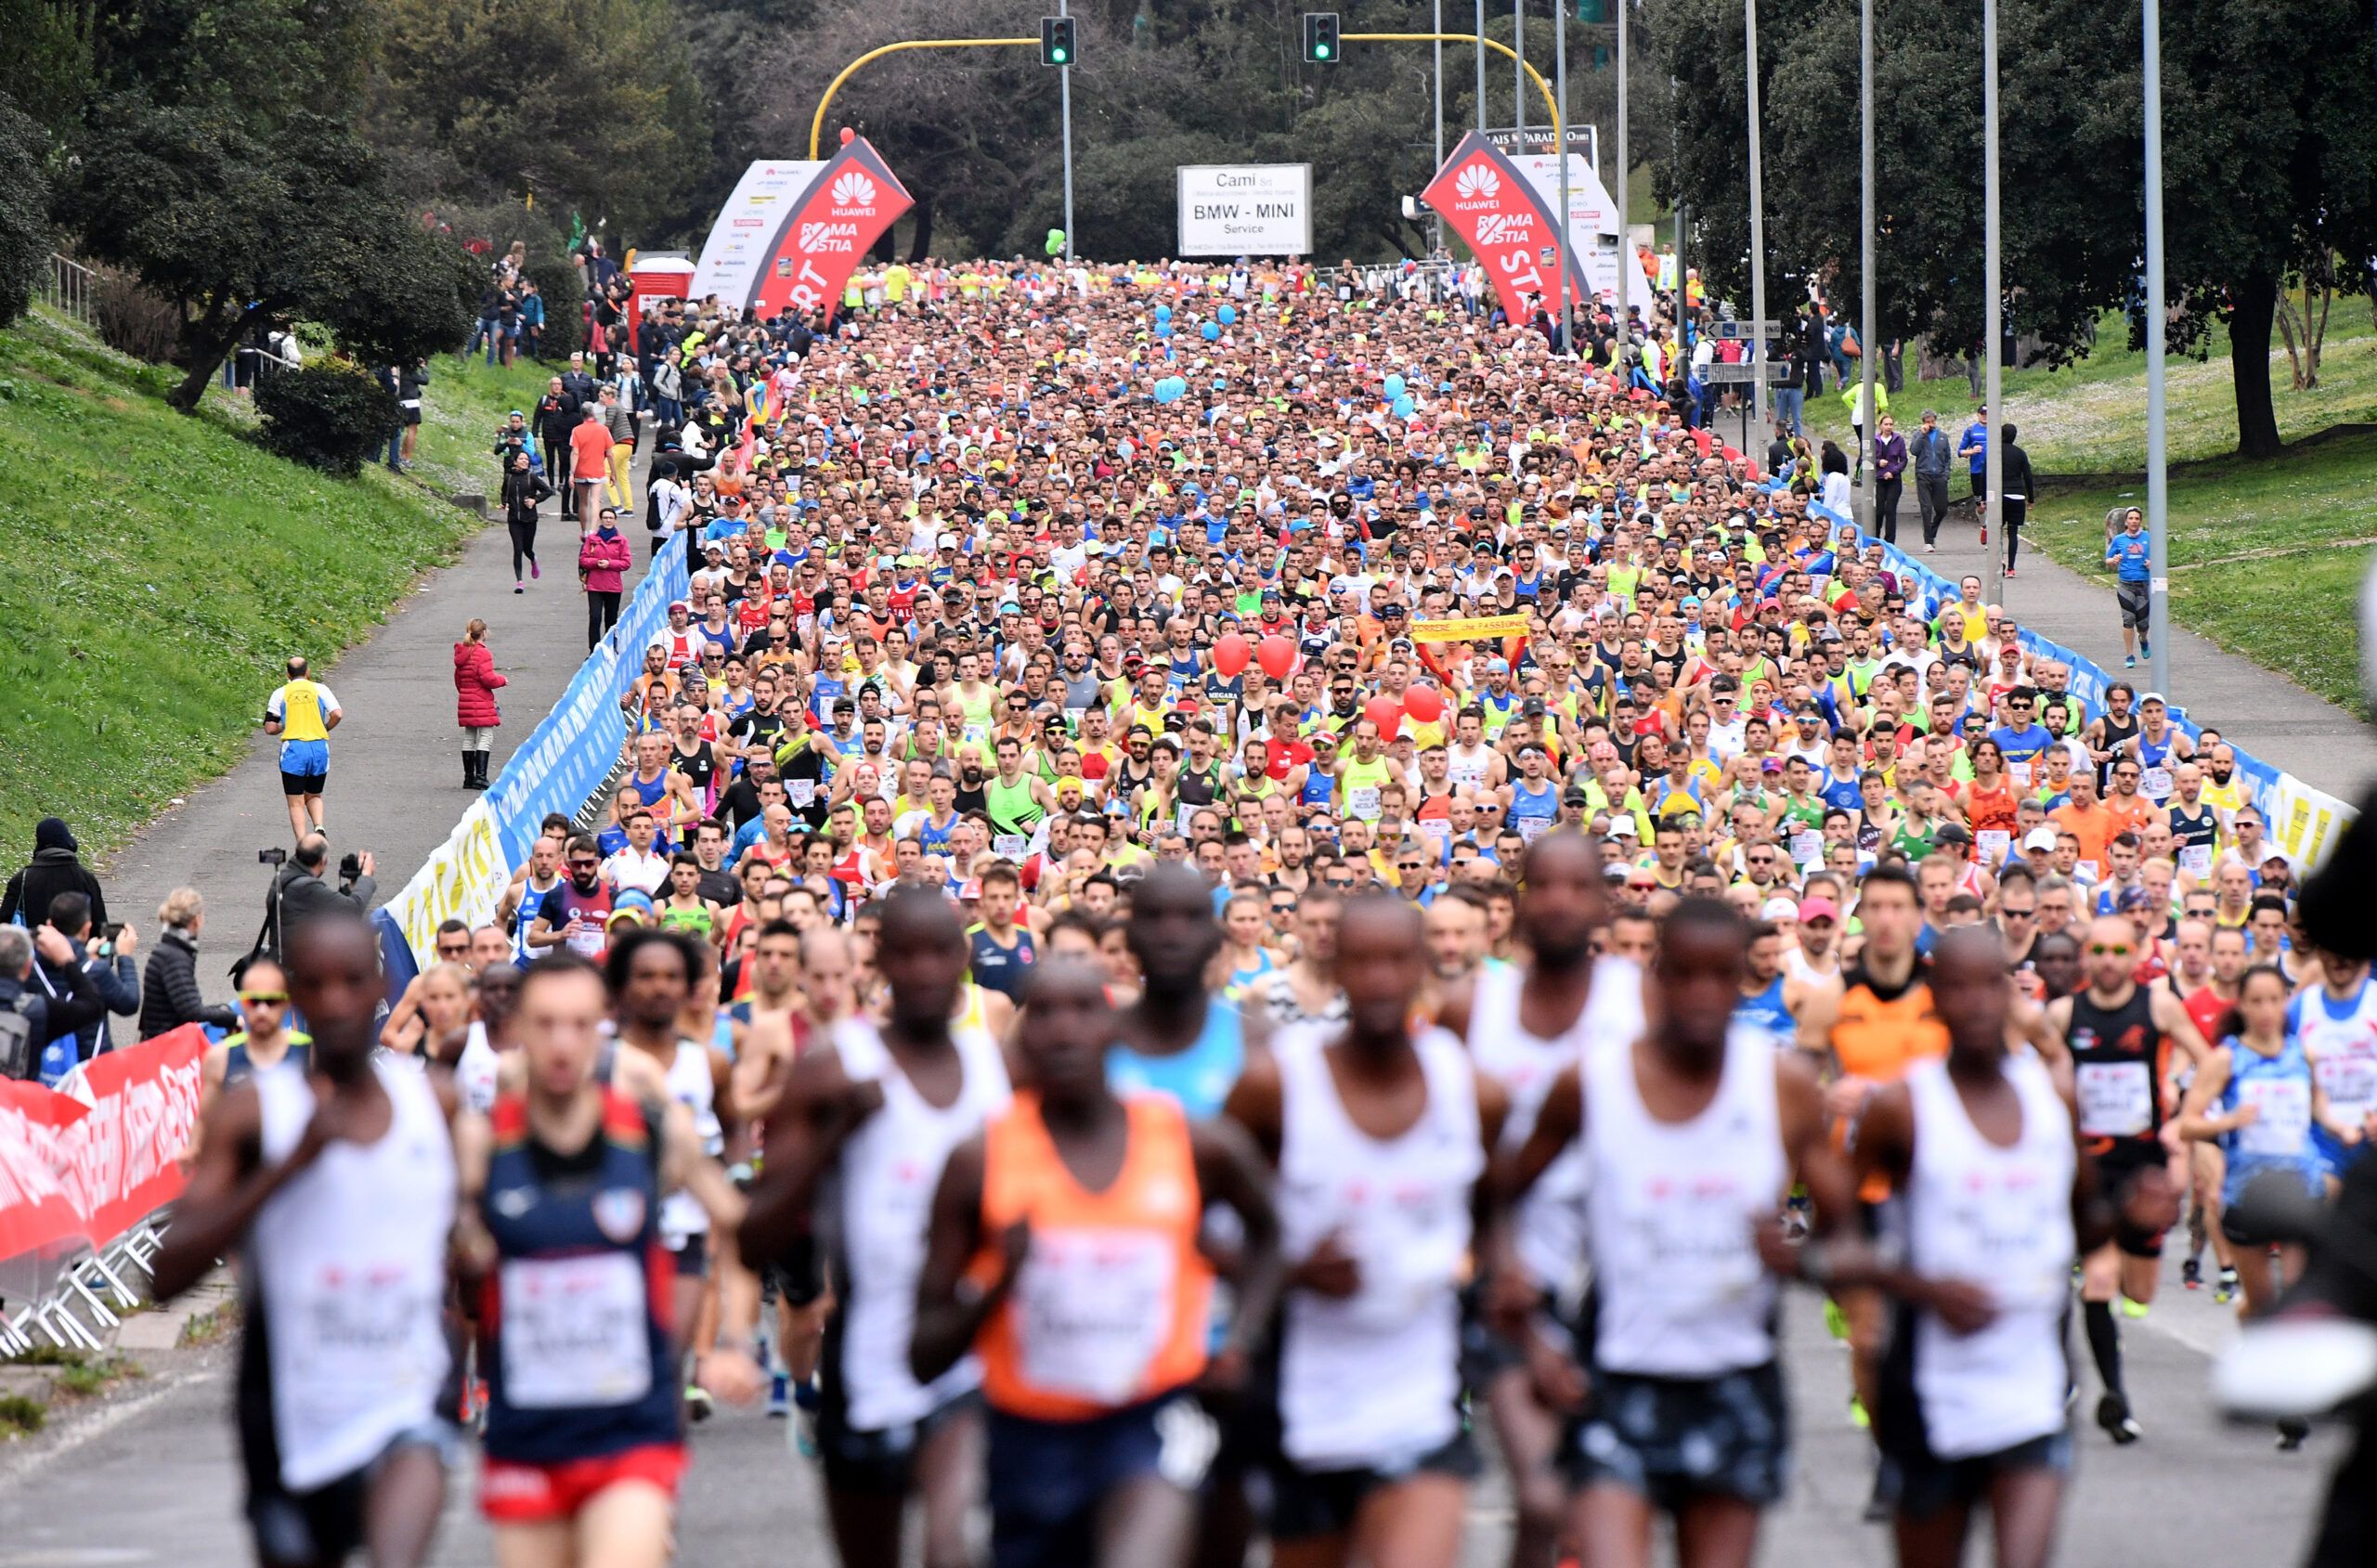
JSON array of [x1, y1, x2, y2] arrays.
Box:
[[567, 401, 614, 526], [2101, 755, 2162, 840], [2050, 768, 2119, 873]]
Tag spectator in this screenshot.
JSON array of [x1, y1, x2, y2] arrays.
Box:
[[559, 350, 599, 413], [500, 449, 554, 592], [579, 508, 633, 649], [2000, 421, 2037, 579], [2, 816, 107, 930], [265, 836, 378, 959], [455, 618, 509, 791], [46, 891, 137, 1061], [536, 378, 578, 517], [519, 278, 546, 362], [600, 384, 636, 512], [0, 926, 100, 1082], [140, 887, 239, 1039], [1871, 412, 1907, 546], [1911, 408, 1954, 551]]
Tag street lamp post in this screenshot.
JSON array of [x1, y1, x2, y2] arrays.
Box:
[[1557, 0, 1573, 347], [1617, 0, 1629, 324], [1983, 0, 2003, 602], [1746, 0, 1767, 428], [1476, 0, 1488, 133], [1859, 0, 1876, 528], [2145, 0, 2170, 695], [1059, 0, 1075, 263], [1435, 0, 1447, 251], [1514, 0, 1526, 144]]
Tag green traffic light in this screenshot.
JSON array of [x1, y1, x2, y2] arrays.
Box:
[[1053, 46, 1068, 60], [1315, 43, 1331, 57]]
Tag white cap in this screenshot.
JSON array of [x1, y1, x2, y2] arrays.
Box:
[[1760, 896, 1800, 921], [2139, 691, 2168, 706], [2023, 826, 2060, 851]]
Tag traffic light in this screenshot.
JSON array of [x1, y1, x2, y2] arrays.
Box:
[[1303, 12, 1340, 63], [1040, 16, 1076, 66]]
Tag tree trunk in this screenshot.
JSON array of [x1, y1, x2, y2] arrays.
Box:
[[2228, 274, 2283, 460], [906, 192, 934, 264], [166, 306, 253, 414]]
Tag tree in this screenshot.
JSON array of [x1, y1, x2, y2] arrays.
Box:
[[0, 95, 49, 328], [58, 100, 470, 409]]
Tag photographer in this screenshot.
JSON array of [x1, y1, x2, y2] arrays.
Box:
[[262, 835, 376, 960]]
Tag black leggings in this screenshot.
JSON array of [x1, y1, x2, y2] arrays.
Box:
[[507, 516, 538, 578], [586, 590, 621, 649], [1876, 475, 1903, 544], [2004, 498, 2028, 570]]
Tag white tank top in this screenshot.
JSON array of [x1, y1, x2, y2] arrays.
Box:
[[455, 1020, 500, 1116], [1903, 1054, 2074, 1458], [1275, 1022, 1482, 1470], [833, 1017, 1011, 1432], [252, 1058, 454, 1490], [1446, 743, 1494, 790], [2298, 979, 2377, 1121], [1467, 957, 1646, 1292], [1582, 1026, 1785, 1376], [658, 1039, 721, 1244]]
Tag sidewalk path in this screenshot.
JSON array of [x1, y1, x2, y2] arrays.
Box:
[[97, 457, 652, 976], [1892, 499, 2377, 799]]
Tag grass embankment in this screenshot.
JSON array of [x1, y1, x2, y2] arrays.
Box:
[[408, 351, 561, 503], [1801, 313, 2377, 713], [0, 314, 484, 855]]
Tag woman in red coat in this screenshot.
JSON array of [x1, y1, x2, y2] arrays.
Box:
[[454, 617, 508, 790]]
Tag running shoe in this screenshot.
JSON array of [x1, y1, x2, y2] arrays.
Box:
[[530, 560, 541, 580], [2182, 1256, 2202, 1290], [1825, 1297, 1851, 1342], [2215, 1267, 2240, 1305], [685, 1383, 715, 1424], [2125, 654, 2137, 669], [2141, 639, 2152, 658], [2279, 1417, 2311, 1452], [2096, 1392, 2142, 1445], [514, 581, 525, 594], [767, 1373, 789, 1419], [2120, 1296, 2149, 1320], [1849, 1394, 1871, 1431], [2005, 568, 2018, 579]]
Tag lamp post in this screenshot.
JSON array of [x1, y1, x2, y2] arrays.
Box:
[[2144, 0, 2170, 695], [1746, 0, 1767, 428], [1983, 0, 2003, 603], [1059, 0, 1075, 263], [1859, 0, 1876, 526]]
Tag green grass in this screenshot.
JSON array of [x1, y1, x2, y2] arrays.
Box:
[[0, 1393, 42, 1435], [409, 351, 563, 503], [2030, 432, 2377, 715], [0, 312, 483, 857]]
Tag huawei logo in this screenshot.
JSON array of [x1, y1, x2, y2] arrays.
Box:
[[1455, 163, 1500, 201], [832, 171, 877, 206]]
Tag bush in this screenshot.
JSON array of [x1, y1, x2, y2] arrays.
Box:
[[0, 95, 50, 329], [90, 266, 181, 363], [254, 360, 398, 476], [419, 200, 585, 359]]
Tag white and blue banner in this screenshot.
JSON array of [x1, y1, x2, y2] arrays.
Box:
[[373, 549, 690, 991]]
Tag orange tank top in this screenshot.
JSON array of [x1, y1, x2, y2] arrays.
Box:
[[974, 1093, 1212, 1422], [1831, 972, 1949, 1200]]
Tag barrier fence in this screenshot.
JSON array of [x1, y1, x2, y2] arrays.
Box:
[[372, 544, 691, 989]]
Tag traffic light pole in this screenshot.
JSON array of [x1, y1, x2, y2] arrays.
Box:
[[809, 37, 1038, 157], [1346, 32, 1565, 131], [1059, 0, 1076, 263]]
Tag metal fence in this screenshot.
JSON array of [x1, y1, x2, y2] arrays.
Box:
[[0, 1212, 168, 1356], [43, 253, 96, 325]]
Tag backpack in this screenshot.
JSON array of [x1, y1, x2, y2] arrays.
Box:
[[0, 990, 38, 1082]]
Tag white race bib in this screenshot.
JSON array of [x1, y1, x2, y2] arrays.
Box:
[[2317, 1053, 2377, 1115], [1346, 786, 1382, 822], [1789, 830, 1824, 867], [285, 1263, 443, 1405], [2178, 844, 2213, 881], [1977, 830, 2011, 866], [2238, 1076, 2312, 1158], [994, 834, 1031, 861], [2141, 766, 2174, 801], [2076, 1060, 2154, 1139], [499, 1252, 654, 1410], [788, 780, 817, 808], [1014, 1228, 1176, 1403], [2009, 760, 2033, 789]]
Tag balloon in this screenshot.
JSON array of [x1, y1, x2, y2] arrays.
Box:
[[1214, 633, 1253, 678], [1201, 321, 1221, 342], [1363, 693, 1405, 739], [1153, 381, 1181, 405], [1392, 394, 1415, 419], [1154, 322, 1173, 338], [1256, 634, 1296, 681], [839, 127, 855, 146], [1383, 373, 1406, 399], [1217, 304, 1238, 325], [1045, 227, 1066, 256], [1720, 445, 1742, 461], [1402, 683, 1445, 724], [1154, 304, 1173, 321]]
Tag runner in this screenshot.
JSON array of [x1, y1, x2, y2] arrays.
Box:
[[1222, 895, 1508, 1568], [153, 911, 460, 1568], [911, 957, 1285, 1568], [264, 654, 344, 842], [1497, 897, 1851, 1568], [2045, 914, 2212, 1443], [457, 952, 764, 1565], [739, 888, 1011, 1568]]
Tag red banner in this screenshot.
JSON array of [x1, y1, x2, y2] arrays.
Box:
[[746, 137, 914, 322], [1422, 131, 1595, 325], [0, 1025, 203, 1260]]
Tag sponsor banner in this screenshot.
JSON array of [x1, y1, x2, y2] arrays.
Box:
[[1422, 131, 1594, 324], [1865, 535, 2355, 868], [1176, 164, 1314, 256], [1509, 153, 1659, 319], [747, 139, 913, 321], [378, 547, 689, 977], [689, 160, 825, 305], [0, 1026, 205, 1259], [1413, 614, 1533, 642]]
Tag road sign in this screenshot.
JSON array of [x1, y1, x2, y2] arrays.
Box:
[[1705, 361, 1787, 383], [1712, 318, 1777, 342], [1483, 125, 1601, 167]]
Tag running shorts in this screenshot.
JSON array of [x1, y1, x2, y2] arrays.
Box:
[[1268, 1429, 1480, 1542], [247, 1422, 457, 1568], [669, 1228, 709, 1280], [986, 1393, 1213, 1568], [2093, 1142, 2171, 1257], [1562, 1361, 1791, 1510], [480, 1441, 687, 1523], [1890, 1429, 2072, 1520]]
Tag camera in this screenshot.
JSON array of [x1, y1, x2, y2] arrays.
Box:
[[338, 852, 364, 885], [100, 922, 123, 943], [259, 847, 287, 866]]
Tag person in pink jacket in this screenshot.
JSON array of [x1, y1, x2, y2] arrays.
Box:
[[453, 618, 508, 790], [578, 507, 633, 649]]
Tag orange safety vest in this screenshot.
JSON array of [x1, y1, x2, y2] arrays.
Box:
[[974, 1093, 1211, 1422]]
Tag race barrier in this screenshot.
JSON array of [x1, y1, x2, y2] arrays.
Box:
[[373, 544, 691, 989], [1837, 515, 2360, 868], [0, 1025, 205, 1352]]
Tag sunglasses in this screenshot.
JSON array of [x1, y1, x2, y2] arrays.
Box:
[[2089, 943, 2134, 957], [240, 991, 289, 1005]]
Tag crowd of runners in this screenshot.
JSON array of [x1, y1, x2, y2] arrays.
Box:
[[128, 254, 2372, 1568]]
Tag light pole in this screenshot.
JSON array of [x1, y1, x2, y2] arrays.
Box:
[[1435, 0, 1447, 250], [1557, 0, 1573, 346], [1746, 0, 1767, 428], [1476, 0, 1487, 134], [1983, 0, 2003, 603], [1059, 0, 1076, 263], [2144, 0, 2170, 695], [1514, 0, 1526, 144], [1859, 0, 1876, 526], [1617, 0, 1629, 323]]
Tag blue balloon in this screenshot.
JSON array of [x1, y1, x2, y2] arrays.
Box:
[[1217, 304, 1238, 325], [1153, 382, 1180, 405], [1154, 304, 1173, 321], [1392, 393, 1416, 418], [1154, 322, 1173, 338], [1383, 373, 1406, 399], [1201, 321, 1221, 342]]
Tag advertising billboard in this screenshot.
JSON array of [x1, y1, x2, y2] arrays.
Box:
[[1176, 164, 1314, 256]]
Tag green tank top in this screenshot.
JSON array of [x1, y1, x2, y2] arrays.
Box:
[[987, 773, 1045, 838], [1339, 756, 1392, 821]]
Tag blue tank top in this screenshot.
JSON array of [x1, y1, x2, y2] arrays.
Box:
[[1299, 768, 1336, 810], [513, 875, 561, 965], [2220, 1034, 2326, 1203], [1107, 998, 1245, 1121], [478, 1090, 680, 1463], [1510, 778, 1559, 825], [222, 1032, 311, 1087]]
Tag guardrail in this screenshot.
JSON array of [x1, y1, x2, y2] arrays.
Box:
[[43, 253, 95, 325]]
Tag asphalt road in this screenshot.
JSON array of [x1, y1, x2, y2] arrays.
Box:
[[0, 1249, 2332, 1567]]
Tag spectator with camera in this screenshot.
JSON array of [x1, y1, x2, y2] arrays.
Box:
[[45, 891, 137, 1062], [0, 925, 104, 1082], [262, 835, 377, 960]]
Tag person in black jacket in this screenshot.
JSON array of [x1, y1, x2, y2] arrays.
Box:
[[140, 887, 240, 1040], [500, 450, 555, 592], [262, 836, 378, 961], [2, 817, 106, 930], [2000, 421, 2038, 577], [558, 352, 600, 420], [45, 892, 137, 1060], [536, 379, 579, 517], [0, 926, 102, 1082]]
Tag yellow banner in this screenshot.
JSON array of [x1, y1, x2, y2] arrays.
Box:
[[1411, 614, 1530, 642]]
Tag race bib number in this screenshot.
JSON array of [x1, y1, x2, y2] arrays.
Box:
[[1014, 1228, 1176, 1403], [788, 780, 817, 809], [565, 922, 605, 958], [499, 1253, 653, 1409], [2178, 844, 2213, 880], [2317, 1054, 2377, 1114], [1518, 816, 1550, 843], [287, 1263, 443, 1404], [1176, 802, 1199, 836], [2009, 760, 2033, 789], [1789, 830, 1824, 867], [2075, 861, 2100, 887], [1346, 786, 1382, 822], [1419, 818, 1451, 844], [2076, 1060, 2154, 1138], [1977, 830, 2011, 866], [2238, 1077, 2312, 1158], [2141, 766, 2174, 800]]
